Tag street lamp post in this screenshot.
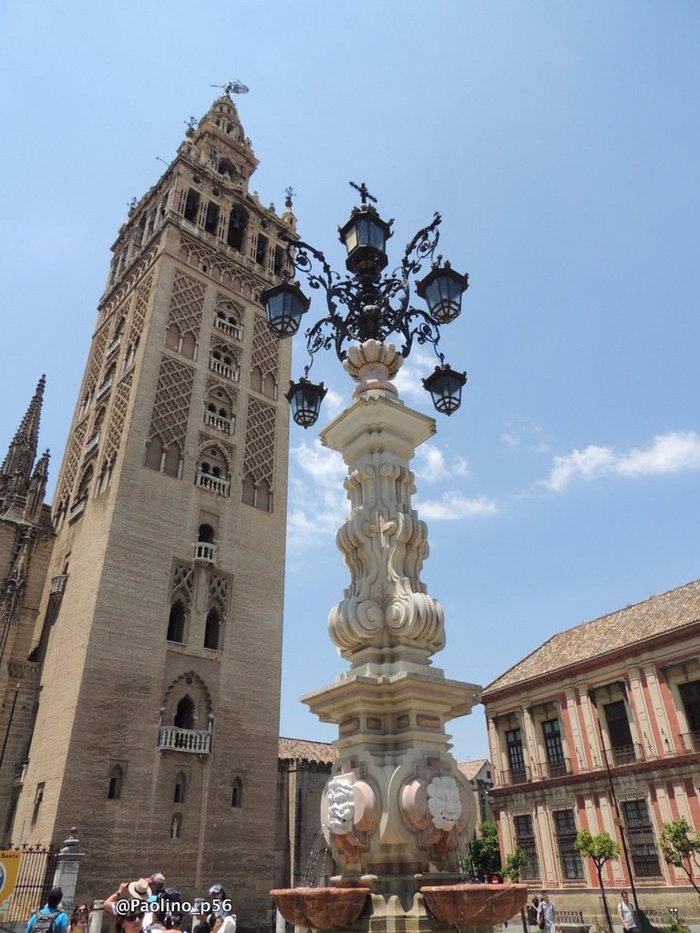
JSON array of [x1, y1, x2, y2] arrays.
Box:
[[262, 183, 470, 428], [267, 185, 519, 933]]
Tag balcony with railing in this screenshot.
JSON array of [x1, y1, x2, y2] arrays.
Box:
[[204, 411, 233, 434], [501, 766, 531, 786], [96, 375, 113, 400], [607, 743, 643, 766], [195, 471, 230, 497], [106, 334, 123, 358], [158, 726, 212, 754], [680, 730, 700, 753], [83, 432, 100, 459], [50, 574, 68, 597], [214, 316, 243, 340], [193, 542, 218, 564], [68, 498, 87, 522], [209, 356, 239, 382], [541, 757, 571, 779]]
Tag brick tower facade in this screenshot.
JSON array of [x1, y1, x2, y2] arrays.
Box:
[[9, 93, 293, 927]]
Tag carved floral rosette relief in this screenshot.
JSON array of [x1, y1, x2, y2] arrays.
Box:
[[321, 771, 379, 862]]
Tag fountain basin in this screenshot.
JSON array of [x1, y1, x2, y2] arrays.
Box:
[[421, 883, 528, 927], [271, 886, 370, 930]]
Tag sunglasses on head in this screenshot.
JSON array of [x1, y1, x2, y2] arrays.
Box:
[[124, 916, 142, 924]]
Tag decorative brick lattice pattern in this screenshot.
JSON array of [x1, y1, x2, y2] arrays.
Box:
[[243, 398, 275, 485], [178, 232, 265, 299], [168, 270, 206, 338], [101, 245, 158, 321], [149, 357, 195, 450], [251, 315, 279, 379], [58, 420, 87, 505], [103, 372, 133, 464], [208, 573, 229, 612], [86, 329, 109, 395], [128, 271, 154, 342]]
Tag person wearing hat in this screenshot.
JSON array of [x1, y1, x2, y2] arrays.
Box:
[[206, 887, 234, 933], [142, 875, 166, 930], [104, 879, 152, 916]]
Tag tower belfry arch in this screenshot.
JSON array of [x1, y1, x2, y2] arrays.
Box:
[[9, 89, 294, 927]]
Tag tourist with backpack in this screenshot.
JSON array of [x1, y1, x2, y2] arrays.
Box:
[[25, 888, 70, 933]]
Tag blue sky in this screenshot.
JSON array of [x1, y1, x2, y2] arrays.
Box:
[[2, 2, 699, 761]]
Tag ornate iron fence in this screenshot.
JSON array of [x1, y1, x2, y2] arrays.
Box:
[[3, 843, 60, 923]]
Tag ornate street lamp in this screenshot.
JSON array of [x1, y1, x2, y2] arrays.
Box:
[[261, 181, 470, 427]]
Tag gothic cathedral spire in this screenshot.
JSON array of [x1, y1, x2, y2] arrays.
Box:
[[0, 375, 47, 515]]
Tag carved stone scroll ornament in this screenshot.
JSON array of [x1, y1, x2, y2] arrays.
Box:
[[328, 460, 445, 659]]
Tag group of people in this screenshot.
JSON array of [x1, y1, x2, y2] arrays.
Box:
[[527, 892, 556, 933], [25, 875, 236, 933], [527, 889, 638, 933]]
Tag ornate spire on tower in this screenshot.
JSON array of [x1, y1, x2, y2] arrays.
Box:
[[0, 375, 47, 514]]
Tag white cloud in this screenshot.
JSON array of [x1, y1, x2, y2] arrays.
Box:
[[418, 492, 498, 520], [286, 440, 348, 551], [543, 431, 700, 492], [414, 443, 469, 482], [392, 347, 435, 401]]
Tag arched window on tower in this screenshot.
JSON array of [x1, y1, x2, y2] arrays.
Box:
[[198, 523, 216, 543], [170, 813, 182, 839], [231, 777, 243, 808], [163, 443, 182, 478], [167, 599, 186, 643], [204, 202, 220, 235], [256, 233, 268, 267], [217, 158, 236, 179], [204, 608, 222, 651], [227, 206, 248, 252], [174, 771, 187, 804], [75, 465, 94, 504], [184, 189, 200, 223], [107, 765, 123, 800], [174, 694, 195, 730]]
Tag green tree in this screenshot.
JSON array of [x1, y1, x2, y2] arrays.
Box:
[[463, 820, 501, 881], [503, 848, 527, 882], [575, 830, 620, 933], [658, 818, 700, 896], [503, 849, 529, 933]]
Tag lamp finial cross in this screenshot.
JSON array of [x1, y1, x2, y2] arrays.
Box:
[[350, 181, 377, 206]]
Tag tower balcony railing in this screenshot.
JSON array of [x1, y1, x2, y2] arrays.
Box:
[[193, 542, 218, 564], [158, 726, 212, 754], [204, 411, 233, 434], [68, 497, 87, 521], [208, 358, 240, 382], [680, 730, 700, 753], [195, 471, 230, 497], [214, 317, 243, 340], [106, 334, 123, 358], [96, 375, 113, 400], [83, 432, 100, 459], [50, 574, 68, 597]]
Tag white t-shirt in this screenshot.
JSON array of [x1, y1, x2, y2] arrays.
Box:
[[618, 901, 635, 929]]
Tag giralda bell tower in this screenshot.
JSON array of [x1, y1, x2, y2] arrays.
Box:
[[11, 87, 293, 924]]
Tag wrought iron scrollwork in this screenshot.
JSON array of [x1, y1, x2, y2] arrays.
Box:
[[279, 210, 448, 364]]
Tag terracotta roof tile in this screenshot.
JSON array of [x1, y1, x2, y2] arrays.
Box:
[[279, 736, 338, 764], [483, 578, 700, 694], [458, 759, 490, 781]]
